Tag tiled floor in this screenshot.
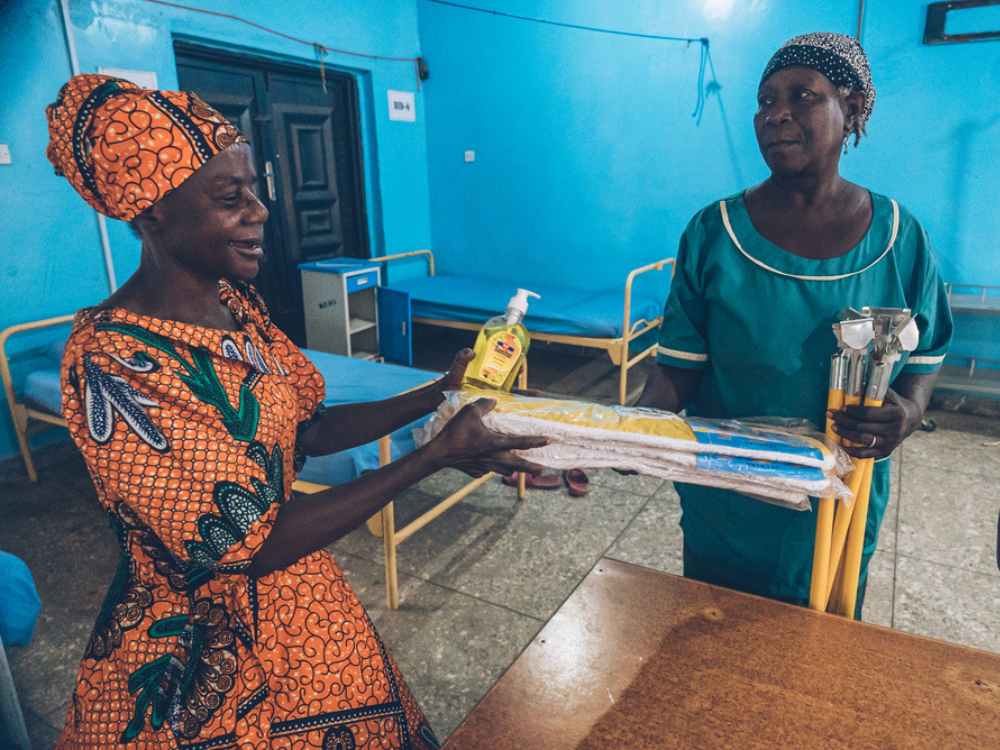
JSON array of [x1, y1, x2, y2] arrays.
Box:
[[2, 328, 999, 748]]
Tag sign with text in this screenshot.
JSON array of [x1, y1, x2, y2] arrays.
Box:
[[388, 90, 416, 122]]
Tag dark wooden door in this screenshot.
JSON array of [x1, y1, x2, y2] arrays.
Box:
[[175, 43, 368, 344]]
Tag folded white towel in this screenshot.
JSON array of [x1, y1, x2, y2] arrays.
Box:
[[416, 389, 853, 511]]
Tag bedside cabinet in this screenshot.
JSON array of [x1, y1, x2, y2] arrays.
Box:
[[299, 259, 413, 366], [299, 259, 383, 360]]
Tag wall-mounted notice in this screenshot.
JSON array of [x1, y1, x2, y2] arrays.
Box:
[[388, 90, 416, 122]]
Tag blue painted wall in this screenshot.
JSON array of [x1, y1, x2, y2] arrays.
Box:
[[859, 0, 1000, 365], [2, 0, 998, 462], [0, 0, 431, 462], [416, 0, 999, 358]]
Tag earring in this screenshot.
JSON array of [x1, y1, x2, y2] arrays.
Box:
[[843, 135, 850, 155]]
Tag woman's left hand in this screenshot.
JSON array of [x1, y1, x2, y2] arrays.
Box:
[[440, 349, 475, 392], [438, 349, 541, 397], [828, 387, 924, 459]]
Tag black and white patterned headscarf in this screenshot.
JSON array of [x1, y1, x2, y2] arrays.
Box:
[[761, 32, 875, 143]]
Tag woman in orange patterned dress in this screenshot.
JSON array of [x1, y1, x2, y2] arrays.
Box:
[[47, 74, 548, 750]]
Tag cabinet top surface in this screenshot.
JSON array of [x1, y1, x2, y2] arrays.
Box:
[[299, 259, 381, 275]]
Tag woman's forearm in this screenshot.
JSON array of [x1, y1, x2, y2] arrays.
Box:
[[891, 370, 938, 417], [300, 378, 445, 456], [250, 396, 551, 577], [247, 442, 443, 577], [635, 363, 702, 412], [889, 370, 940, 438]]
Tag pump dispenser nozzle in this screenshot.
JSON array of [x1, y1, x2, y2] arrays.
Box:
[[506, 289, 540, 325], [463, 288, 540, 392]]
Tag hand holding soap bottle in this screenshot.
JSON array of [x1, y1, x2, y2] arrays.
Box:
[[463, 289, 540, 392]]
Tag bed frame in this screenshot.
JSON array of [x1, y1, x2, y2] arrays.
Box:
[[294, 448, 517, 611], [1, 315, 75, 482], [377, 250, 674, 405]]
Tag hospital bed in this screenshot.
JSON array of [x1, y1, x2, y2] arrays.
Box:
[[0, 315, 75, 482], [935, 283, 1000, 397], [377, 250, 674, 405], [1, 319, 513, 609]]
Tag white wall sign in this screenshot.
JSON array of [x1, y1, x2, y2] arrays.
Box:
[[98, 68, 159, 90], [387, 90, 416, 122]]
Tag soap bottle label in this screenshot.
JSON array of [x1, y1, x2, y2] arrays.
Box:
[[474, 331, 523, 387]]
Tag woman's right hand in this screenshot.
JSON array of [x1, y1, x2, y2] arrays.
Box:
[[426, 398, 550, 478]]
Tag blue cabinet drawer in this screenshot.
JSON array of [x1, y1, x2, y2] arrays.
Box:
[[347, 271, 378, 291]]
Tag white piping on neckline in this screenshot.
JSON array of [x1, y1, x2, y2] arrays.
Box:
[[719, 198, 899, 281]]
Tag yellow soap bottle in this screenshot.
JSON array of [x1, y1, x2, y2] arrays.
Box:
[[463, 289, 541, 392]]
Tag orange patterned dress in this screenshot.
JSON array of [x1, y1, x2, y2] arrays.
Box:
[[56, 281, 439, 750]]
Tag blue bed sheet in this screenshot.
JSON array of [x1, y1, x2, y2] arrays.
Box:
[[295, 350, 440, 487], [391, 275, 662, 339], [20, 337, 67, 415], [25, 369, 62, 414]]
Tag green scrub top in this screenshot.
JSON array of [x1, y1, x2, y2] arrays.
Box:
[[657, 191, 953, 599]]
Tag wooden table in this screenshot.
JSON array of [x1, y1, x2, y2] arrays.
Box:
[[444, 558, 1000, 749]]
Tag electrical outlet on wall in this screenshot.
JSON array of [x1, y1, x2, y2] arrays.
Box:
[[464, 150, 475, 163], [0, 144, 11, 165]]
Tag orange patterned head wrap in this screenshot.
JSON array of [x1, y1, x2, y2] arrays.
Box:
[[46, 73, 246, 221]]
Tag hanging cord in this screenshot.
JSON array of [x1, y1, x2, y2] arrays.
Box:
[[314, 44, 328, 93], [422, 0, 705, 43], [421, 0, 711, 123], [691, 38, 708, 123], [140, 0, 428, 90], [691, 40, 722, 125]]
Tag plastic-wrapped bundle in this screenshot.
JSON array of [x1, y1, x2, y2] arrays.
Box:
[[415, 388, 853, 511]]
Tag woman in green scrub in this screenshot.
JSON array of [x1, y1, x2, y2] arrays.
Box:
[[637, 32, 952, 617]]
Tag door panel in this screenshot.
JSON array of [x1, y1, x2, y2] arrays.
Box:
[[377, 286, 412, 366], [274, 103, 344, 260], [174, 44, 368, 345], [268, 69, 366, 264], [174, 64, 258, 135]]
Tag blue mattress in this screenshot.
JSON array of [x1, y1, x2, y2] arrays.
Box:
[[22, 336, 67, 415], [24, 369, 63, 414], [391, 275, 662, 339], [295, 349, 440, 487]]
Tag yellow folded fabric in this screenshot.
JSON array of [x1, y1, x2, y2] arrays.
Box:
[[415, 388, 852, 511], [460, 388, 838, 469]]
